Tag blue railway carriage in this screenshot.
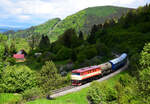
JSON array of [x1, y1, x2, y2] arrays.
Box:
[[109, 53, 127, 71]]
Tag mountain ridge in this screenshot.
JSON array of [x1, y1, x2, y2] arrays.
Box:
[[5, 6, 131, 41]]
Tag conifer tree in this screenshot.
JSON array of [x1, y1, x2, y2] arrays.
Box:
[[39, 61, 62, 92], [38, 35, 50, 51], [79, 31, 83, 40], [87, 24, 98, 44], [9, 42, 16, 55]]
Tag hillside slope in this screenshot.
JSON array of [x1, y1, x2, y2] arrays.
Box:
[[8, 6, 131, 41], [49, 6, 130, 40], [5, 18, 61, 39]]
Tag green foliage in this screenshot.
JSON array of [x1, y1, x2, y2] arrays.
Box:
[[0, 33, 7, 42], [79, 31, 84, 40], [138, 67, 150, 103], [56, 46, 72, 60], [87, 25, 99, 44], [28, 35, 41, 50], [92, 5, 150, 58], [77, 45, 98, 63], [0, 65, 38, 93], [140, 43, 150, 68], [138, 43, 150, 102], [77, 52, 86, 63], [71, 49, 77, 62], [113, 42, 150, 104], [39, 61, 62, 92], [9, 42, 17, 55], [38, 35, 50, 51], [9, 18, 61, 41], [51, 42, 63, 54], [41, 51, 56, 62], [0, 44, 5, 58], [5, 57, 16, 65], [22, 87, 43, 101], [58, 28, 81, 48], [96, 40, 111, 57], [87, 81, 117, 104]]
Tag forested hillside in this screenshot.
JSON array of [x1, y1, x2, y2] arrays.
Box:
[[0, 4, 150, 104], [48, 6, 130, 40], [86, 4, 150, 104], [5, 6, 130, 41]]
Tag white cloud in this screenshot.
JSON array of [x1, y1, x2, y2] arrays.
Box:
[[0, 0, 140, 18], [18, 15, 31, 21]]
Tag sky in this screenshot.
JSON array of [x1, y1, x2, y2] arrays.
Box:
[[0, 0, 150, 28]]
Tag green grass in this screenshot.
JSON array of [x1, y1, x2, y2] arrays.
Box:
[[26, 70, 128, 104], [0, 93, 22, 104], [101, 70, 128, 87], [86, 6, 118, 17], [26, 88, 89, 104]]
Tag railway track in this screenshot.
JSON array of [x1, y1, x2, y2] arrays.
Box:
[[51, 86, 75, 94], [50, 59, 129, 98]]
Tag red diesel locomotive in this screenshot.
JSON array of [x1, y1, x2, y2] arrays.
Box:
[[71, 65, 101, 85]]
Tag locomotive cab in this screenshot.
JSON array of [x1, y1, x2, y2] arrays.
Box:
[[71, 72, 82, 86]]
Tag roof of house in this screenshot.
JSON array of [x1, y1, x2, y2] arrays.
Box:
[[72, 65, 100, 73], [13, 54, 24, 59]]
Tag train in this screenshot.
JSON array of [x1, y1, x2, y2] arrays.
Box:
[[71, 53, 127, 86]]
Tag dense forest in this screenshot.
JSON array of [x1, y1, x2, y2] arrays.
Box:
[[0, 4, 150, 104], [87, 4, 150, 104]]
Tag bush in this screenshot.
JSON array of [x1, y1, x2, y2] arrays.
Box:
[[22, 87, 43, 101], [0, 65, 38, 93], [87, 81, 107, 104], [5, 57, 16, 65], [87, 81, 117, 104]]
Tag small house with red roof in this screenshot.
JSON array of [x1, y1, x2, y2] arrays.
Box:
[[13, 50, 26, 62]]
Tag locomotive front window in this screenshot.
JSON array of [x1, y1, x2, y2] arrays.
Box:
[[72, 73, 80, 75]]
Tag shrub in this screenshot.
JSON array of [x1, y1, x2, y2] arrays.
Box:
[[22, 87, 43, 101], [5, 57, 16, 65], [87, 81, 117, 104], [0, 65, 38, 93], [87, 81, 107, 104]]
